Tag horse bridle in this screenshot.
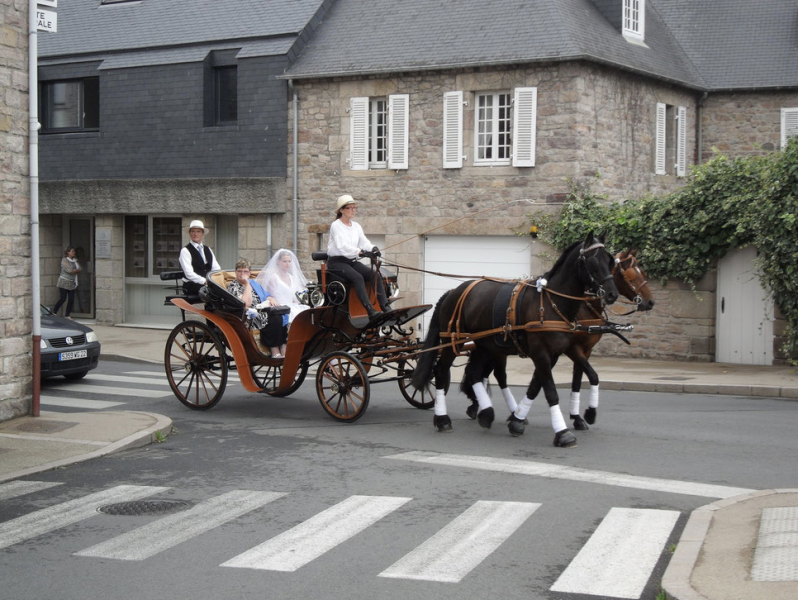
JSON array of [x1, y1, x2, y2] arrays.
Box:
[[579, 241, 614, 300], [612, 253, 648, 307]]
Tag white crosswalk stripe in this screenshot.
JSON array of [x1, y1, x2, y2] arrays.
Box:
[[221, 495, 412, 571], [39, 395, 126, 409], [1, 484, 683, 595], [41, 382, 173, 398], [379, 500, 540, 582], [0, 485, 168, 550], [0, 480, 63, 501], [550, 507, 680, 598], [75, 490, 285, 561]]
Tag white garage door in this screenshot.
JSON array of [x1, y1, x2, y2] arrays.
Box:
[[422, 235, 532, 332]]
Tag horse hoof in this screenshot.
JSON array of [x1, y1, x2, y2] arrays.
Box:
[[465, 402, 478, 420], [553, 429, 577, 448], [584, 407, 597, 425], [571, 414, 589, 431], [434, 415, 453, 432], [507, 414, 525, 437], [506, 415, 528, 425], [477, 407, 494, 429]]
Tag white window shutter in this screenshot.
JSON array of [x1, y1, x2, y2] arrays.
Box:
[[442, 91, 463, 168], [349, 97, 368, 171], [676, 106, 687, 177], [512, 87, 537, 167], [781, 108, 798, 149], [388, 94, 409, 170], [655, 102, 666, 175]]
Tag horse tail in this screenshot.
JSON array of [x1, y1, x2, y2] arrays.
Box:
[[411, 290, 449, 390]]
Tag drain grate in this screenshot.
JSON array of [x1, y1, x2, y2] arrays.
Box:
[[98, 499, 192, 516], [15, 420, 77, 434]]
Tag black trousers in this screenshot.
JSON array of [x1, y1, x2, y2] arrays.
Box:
[[53, 288, 75, 317], [260, 319, 288, 347], [327, 257, 388, 312]]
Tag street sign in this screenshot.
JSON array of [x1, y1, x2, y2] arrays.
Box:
[[38, 0, 57, 6], [36, 9, 57, 33]]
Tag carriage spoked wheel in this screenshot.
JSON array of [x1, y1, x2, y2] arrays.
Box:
[[316, 351, 370, 422], [251, 360, 309, 397], [397, 356, 445, 409], [164, 321, 228, 410]]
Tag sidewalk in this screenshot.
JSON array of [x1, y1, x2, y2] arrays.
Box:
[[2, 322, 797, 599]]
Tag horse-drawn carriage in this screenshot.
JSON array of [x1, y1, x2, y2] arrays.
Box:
[[161, 252, 434, 422]]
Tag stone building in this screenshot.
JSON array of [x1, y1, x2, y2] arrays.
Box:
[[0, 0, 31, 420]]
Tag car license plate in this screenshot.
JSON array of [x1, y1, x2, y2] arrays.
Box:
[[59, 349, 88, 361]]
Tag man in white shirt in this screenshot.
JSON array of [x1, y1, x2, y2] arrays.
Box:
[[178, 220, 221, 295]]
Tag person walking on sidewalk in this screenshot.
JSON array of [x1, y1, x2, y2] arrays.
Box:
[[53, 246, 80, 318], [178, 219, 220, 296]]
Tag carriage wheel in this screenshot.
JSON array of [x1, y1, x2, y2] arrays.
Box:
[[397, 357, 438, 409], [164, 321, 228, 410], [316, 351, 370, 422], [252, 361, 309, 397]]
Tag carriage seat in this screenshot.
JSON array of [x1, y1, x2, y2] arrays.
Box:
[[159, 270, 201, 305]]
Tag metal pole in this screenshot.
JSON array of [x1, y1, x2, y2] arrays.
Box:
[[29, 0, 42, 416]]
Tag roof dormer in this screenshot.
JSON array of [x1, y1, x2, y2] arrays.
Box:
[[622, 0, 646, 44]]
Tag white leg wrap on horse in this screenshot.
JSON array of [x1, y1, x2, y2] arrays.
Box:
[[472, 381, 493, 411], [434, 389, 448, 416], [502, 387, 518, 413], [514, 397, 533, 420], [483, 377, 490, 389], [589, 384, 599, 409], [550, 405, 567, 432], [569, 391, 580, 416]]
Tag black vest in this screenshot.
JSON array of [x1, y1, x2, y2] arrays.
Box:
[[185, 243, 213, 278]]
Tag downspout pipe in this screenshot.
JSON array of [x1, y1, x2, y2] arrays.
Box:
[[289, 79, 298, 256], [697, 92, 708, 165], [29, 0, 41, 417]]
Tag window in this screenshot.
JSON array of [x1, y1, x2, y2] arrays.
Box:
[[443, 87, 536, 168], [125, 216, 182, 278], [41, 78, 99, 132], [214, 66, 237, 125], [622, 0, 645, 43], [781, 108, 798, 149], [655, 103, 686, 176], [349, 95, 408, 170]]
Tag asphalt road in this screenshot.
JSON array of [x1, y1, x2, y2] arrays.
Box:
[[3, 360, 796, 600]]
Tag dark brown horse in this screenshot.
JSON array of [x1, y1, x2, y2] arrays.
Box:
[[411, 232, 619, 448], [461, 249, 654, 433]]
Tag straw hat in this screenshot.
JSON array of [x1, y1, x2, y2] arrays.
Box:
[[336, 195, 357, 211], [187, 220, 209, 233]]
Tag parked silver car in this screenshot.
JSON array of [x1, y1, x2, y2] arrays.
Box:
[[40, 306, 101, 380]]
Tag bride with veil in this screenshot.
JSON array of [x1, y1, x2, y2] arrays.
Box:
[[256, 248, 310, 324]]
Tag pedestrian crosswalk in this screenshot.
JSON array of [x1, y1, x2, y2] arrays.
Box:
[[0, 481, 678, 596]]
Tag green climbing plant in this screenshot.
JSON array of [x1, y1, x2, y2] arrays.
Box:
[[523, 138, 798, 361]]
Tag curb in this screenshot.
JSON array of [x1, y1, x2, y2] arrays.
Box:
[[0, 411, 172, 484]]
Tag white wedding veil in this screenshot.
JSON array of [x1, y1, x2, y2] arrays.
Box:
[[256, 248, 309, 306]]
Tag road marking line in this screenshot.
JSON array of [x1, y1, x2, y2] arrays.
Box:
[[83, 374, 170, 385], [126, 370, 241, 384], [39, 395, 126, 409], [0, 481, 63, 502], [221, 495, 412, 571], [40, 383, 173, 398], [751, 506, 798, 581], [550, 507, 680, 598], [0, 485, 168, 550], [75, 490, 284, 561], [379, 500, 539, 582], [385, 451, 754, 499]]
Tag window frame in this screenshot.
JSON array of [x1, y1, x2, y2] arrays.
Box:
[[349, 94, 409, 170], [622, 0, 645, 43], [213, 65, 238, 126], [655, 102, 687, 177], [40, 77, 100, 134], [474, 91, 513, 166]]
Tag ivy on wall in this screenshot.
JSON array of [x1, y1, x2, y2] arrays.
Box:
[[525, 138, 798, 361]]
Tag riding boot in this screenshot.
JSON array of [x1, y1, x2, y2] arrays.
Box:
[[366, 305, 382, 320]]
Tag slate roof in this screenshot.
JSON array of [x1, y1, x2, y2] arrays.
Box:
[[37, 0, 327, 62], [282, 0, 798, 91]]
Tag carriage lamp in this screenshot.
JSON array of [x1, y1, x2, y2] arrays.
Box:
[[529, 225, 538, 239]]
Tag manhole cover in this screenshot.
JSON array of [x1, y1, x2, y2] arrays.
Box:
[[15, 420, 77, 433], [652, 376, 693, 381], [98, 499, 192, 516]]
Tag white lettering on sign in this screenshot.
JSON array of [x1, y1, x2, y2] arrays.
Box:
[[36, 9, 57, 33]]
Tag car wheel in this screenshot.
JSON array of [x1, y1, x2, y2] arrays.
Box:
[[63, 371, 89, 381]]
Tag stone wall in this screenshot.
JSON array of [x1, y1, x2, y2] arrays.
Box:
[[288, 61, 707, 359], [0, 0, 31, 421]]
